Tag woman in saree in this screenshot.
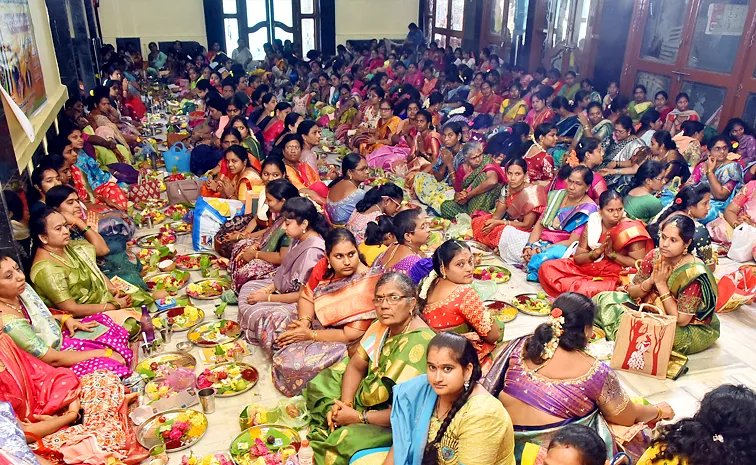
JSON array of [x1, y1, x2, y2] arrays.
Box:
[[710, 180, 756, 245], [438, 142, 506, 219], [384, 332, 515, 465], [304, 272, 435, 465], [539, 191, 653, 298], [689, 135, 743, 224], [551, 139, 608, 202], [420, 241, 502, 374], [363, 100, 411, 167], [371, 209, 432, 282], [272, 229, 383, 396], [725, 117, 756, 165], [522, 123, 557, 185], [230, 116, 264, 171], [345, 87, 383, 150], [0, 331, 147, 465], [636, 384, 756, 465], [405, 110, 442, 186], [326, 153, 368, 225], [0, 251, 131, 378], [573, 102, 614, 147], [28, 208, 148, 333], [87, 87, 138, 148], [550, 97, 582, 167], [664, 93, 699, 135], [331, 85, 362, 134], [229, 179, 300, 291], [482, 293, 674, 463], [602, 81, 620, 112], [413, 122, 465, 214], [496, 83, 528, 127], [581, 79, 602, 103], [673, 120, 705, 168], [345, 182, 404, 243], [610, 131, 683, 184], [148, 41, 167, 70], [627, 85, 653, 125], [471, 158, 548, 262], [521, 167, 598, 280], [622, 160, 666, 223], [206, 145, 264, 202], [636, 109, 662, 146], [600, 115, 646, 190], [262, 102, 292, 153], [524, 90, 556, 131], [595, 215, 720, 355], [297, 120, 322, 171], [28, 163, 62, 215], [557, 71, 580, 100], [473, 82, 503, 117], [649, 184, 716, 272], [421, 66, 438, 97], [280, 134, 330, 201], [238, 197, 329, 353]]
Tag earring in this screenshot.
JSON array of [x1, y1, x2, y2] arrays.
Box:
[[464, 379, 470, 390], [302, 227, 307, 235]]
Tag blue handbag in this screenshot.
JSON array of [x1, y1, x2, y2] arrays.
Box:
[[163, 142, 191, 174]]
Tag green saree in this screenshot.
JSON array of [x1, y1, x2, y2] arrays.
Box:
[[593, 250, 720, 355], [304, 320, 435, 465], [439, 156, 506, 220], [29, 240, 152, 310]]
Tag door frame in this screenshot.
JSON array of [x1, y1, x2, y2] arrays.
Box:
[[621, 0, 756, 129], [480, 0, 510, 51], [429, 0, 464, 49]]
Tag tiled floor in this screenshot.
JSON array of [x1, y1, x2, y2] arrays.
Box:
[[142, 232, 756, 463]]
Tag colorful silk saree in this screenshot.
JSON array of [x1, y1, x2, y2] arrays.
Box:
[[551, 171, 608, 202], [594, 249, 720, 355], [303, 320, 435, 465], [523, 148, 555, 184], [500, 98, 528, 123], [439, 155, 507, 219], [471, 184, 548, 251], [271, 259, 380, 396], [690, 161, 743, 224], [525, 108, 556, 131], [326, 188, 366, 225], [539, 216, 653, 297], [229, 216, 291, 291], [624, 194, 663, 223], [707, 181, 756, 245]]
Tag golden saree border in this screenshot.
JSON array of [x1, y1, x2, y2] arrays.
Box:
[[314, 273, 381, 327]]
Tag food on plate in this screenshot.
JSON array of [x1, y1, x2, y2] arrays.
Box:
[[187, 280, 230, 299], [153, 306, 204, 330], [146, 271, 190, 294], [176, 254, 216, 271], [473, 266, 511, 284], [196, 363, 258, 395], [162, 221, 191, 234], [135, 199, 168, 210], [187, 319, 241, 346], [138, 232, 177, 249], [230, 426, 299, 465], [513, 292, 552, 315], [165, 204, 190, 221], [429, 217, 451, 230]]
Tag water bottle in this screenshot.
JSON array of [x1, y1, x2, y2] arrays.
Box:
[[297, 439, 314, 465], [140, 304, 156, 343]]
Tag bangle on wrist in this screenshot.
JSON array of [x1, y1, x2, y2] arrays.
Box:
[[104, 348, 113, 358], [60, 314, 71, 326], [311, 330, 318, 341], [267, 294, 271, 302], [81, 225, 92, 234], [362, 411, 369, 424]]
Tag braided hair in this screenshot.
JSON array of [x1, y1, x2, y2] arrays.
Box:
[[421, 332, 482, 465]]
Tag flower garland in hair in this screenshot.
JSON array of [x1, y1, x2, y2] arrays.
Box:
[[541, 308, 565, 361], [565, 150, 580, 168], [418, 270, 438, 299], [531, 134, 546, 153]]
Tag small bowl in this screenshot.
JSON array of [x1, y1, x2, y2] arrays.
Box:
[[176, 341, 192, 353], [158, 259, 176, 272]]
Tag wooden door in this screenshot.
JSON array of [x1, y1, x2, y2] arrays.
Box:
[[541, 0, 602, 76], [480, 0, 510, 54], [621, 0, 756, 130], [429, 0, 464, 49]]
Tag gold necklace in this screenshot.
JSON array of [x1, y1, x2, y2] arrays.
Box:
[[44, 247, 71, 267], [0, 299, 22, 314]]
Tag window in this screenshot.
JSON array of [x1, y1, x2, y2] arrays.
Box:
[[224, 18, 239, 53], [223, 0, 237, 14]]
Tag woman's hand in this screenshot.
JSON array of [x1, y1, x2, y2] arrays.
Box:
[[656, 402, 675, 421], [652, 260, 673, 289], [240, 242, 261, 263], [522, 247, 535, 264], [481, 218, 503, 235], [246, 289, 270, 304], [67, 398, 81, 418], [112, 292, 132, 310], [577, 112, 590, 127], [440, 148, 454, 166], [704, 156, 717, 172], [205, 179, 220, 192], [277, 320, 312, 347], [219, 178, 235, 197], [454, 191, 469, 204], [64, 318, 97, 337], [60, 211, 83, 229], [331, 399, 360, 429]]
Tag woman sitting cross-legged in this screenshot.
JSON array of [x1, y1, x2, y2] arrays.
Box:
[[303, 272, 435, 465], [0, 251, 132, 378], [594, 215, 720, 355], [29, 207, 150, 334], [238, 197, 329, 353], [0, 329, 147, 464], [271, 229, 383, 396], [382, 332, 515, 465], [229, 179, 300, 292], [420, 240, 503, 374], [636, 384, 756, 465], [483, 292, 674, 463], [438, 141, 507, 220], [539, 191, 653, 298], [471, 158, 548, 263]]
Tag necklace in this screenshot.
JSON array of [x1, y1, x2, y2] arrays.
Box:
[[44, 247, 71, 267], [433, 398, 452, 421], [391, 316, 414, 337], [0, 299, 22, 314]]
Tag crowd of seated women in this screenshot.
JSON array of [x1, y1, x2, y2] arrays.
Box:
[[4, 37, 756, 465]]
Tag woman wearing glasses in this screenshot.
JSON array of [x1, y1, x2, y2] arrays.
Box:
[[345, 182, 404, 243], [420, 241, 503, 374], [599, 115, 645, 189], [689, 135, 743, 224], [372, 209, 432, 280], [326, 153, 368, 226], [363, 100, 412, 169], [280, 133, 329, 202], [269, 229, 382, 396], [305, 272, 434, 465], [622, 160, 666, 223]]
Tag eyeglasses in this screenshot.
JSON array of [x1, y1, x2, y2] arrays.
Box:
[[711, 146, 728, 153], [372, 295, 409, 306], [653, 176, 665, 181], [380, 107, 392, 111]]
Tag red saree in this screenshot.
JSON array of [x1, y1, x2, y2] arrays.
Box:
[[539, 219, 654, 297], [471, 184, 548, 248]]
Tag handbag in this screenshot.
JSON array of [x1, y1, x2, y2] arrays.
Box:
[[609, 303, 677, 380], [715, 264, 756, 313], [166, 179, 203, 205], [128, 169, 161, 204]]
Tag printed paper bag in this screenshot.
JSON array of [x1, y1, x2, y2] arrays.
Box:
[[716, 265, 756, 313], [610, 304, 676, 379], [128, 169, 161, 204]]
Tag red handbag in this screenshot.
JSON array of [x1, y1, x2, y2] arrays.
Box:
[[128, 169, 161, 204]]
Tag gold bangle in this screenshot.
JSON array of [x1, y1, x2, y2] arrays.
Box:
[[299, 316, 313, 323], [60, 314, 71, 325], [267, 294, 271, 302], [640, 280, 651, 293], [104, 348, 113, 358], [661, 294, 675, 303], [311, 330, 317, 341], [255, 251, 259, 260], [658, 292, 672, 301]]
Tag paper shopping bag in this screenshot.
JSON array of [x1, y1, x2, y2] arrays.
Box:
[[716, 265, 756, 313], [610, 303, 677, 379]]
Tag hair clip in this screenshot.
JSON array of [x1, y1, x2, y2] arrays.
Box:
[[551, 307, 563, 318], [713, 434, 724, 443], [675, 198, 683, 205]]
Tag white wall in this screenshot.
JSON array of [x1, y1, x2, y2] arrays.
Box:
[[335, 0, 418, 44], [98, 0, 207, 55]]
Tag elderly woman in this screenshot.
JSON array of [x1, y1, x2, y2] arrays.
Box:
[[438, 142, 506, 219], [304, 272, 435, 465]]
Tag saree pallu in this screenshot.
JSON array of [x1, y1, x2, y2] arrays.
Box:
[[303, 321, 436, 465], [558, 83, 581, 100], [575, 119, 613, 145], [593, 250, 720, 355], [551, 172, 608, 202], [271, 262, 380, 396], [471, 185, 548, 248], [737, 134, 756, 165], [0, 401, 40, 465], [524, 150, 555, 184], [405, 131, 441, 193], [707, 181, 756, 244], [666, 110, 699, 135], [475, 95, 503, 115], [624, 194, 663, 223], [539, 219, 653, 298], [601, 137, 646, 188], [345, 210, 382, 244], [627, 101, 653, 124], [229, 217, 290, 291], [439, 158, 506, 220], [238, 236, 325, 354], [93, 182, 128, 211], [500, 99, 528, 122], [325, 189, 366, 225], [672, 135, 702, 168], [550, 116, 582, 167], [285, 163, 329, 198], [525, 109, 555, 131], [362, 116, 401, 156], [691, 161, 743, 224]]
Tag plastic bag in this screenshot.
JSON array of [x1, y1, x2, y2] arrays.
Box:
[[193, 197, 244, 251], [527, 244, 569, 281], [727, 224, 756, 262]]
